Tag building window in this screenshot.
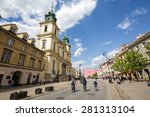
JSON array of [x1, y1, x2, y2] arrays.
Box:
[[10, 27, 16, 33], [23, 35, 27, 40], [142, 42, 147, 47], [18, 54, 26, 66], [42, 41, 46, 49], [62, 51, 64, 58], [53, 42, 56, 51], [38, 60, 42, 69], [7, 39, 15, 47], [32, 49, 36, 56], [1, 48, 13, 63], [135, 45, 139, 50], [52, 60, 55, 74], [58, 46, 60, 55], [54, 29, 57, 35], [39, 53, 42, 59], [22, 45, 27, 52], [43, 63, 45, 70], [29, 58, 35, 68], [44, 25, 48, 32]]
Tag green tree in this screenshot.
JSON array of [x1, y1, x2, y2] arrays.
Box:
[[112, 58, 128, 74], [145, 41, 150, 50], [124, 50, 148, 73], [145, 41, 150, 60], [87, 75, 91, 79], [92, 72, 98, 79]]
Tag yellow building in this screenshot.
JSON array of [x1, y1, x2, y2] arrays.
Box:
[[36, 9, 72, 82], [71, 67, 76, 78], [0, 24, 45, 87]]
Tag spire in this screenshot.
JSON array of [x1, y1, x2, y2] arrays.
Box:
[[51, 2, 54, 13], [45, 1, 57, 22]]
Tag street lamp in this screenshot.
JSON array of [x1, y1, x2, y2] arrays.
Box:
[[103, 51, 111, 77], [79, 64, 82, 78]]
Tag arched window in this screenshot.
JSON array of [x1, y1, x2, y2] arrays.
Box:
[[42, 40, 46, 49], [44, 25, 48, 32], [53, 60, 55, 71]]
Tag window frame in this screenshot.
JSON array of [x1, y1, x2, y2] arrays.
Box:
[[29, 58, 35, 68], [7, 38, 15, 47], [1, 48, 13, 63], [18, 54, 26, 66]]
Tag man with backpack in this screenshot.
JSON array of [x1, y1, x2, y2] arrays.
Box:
[[93, 79, 98, 91], [71, 78, 76, 93], [82, 77, 87, 92]]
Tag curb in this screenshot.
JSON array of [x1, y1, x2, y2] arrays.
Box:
[[23, 86, 71, 100], [115, 84, 130, 100]]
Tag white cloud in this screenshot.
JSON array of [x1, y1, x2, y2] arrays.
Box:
[[74, 47, 87, 57], [0, 0, 97, 37], [72, 48, 120, 69], [132, 8, 148, 16], [117, 17, 133, 30], [117, 7, 148, 31], [75, 43, 82, 48], [74, 38, 81, 43], [100, 41, 112, 46], [90, 48, 119, 68], [72, 60, 86, 69], [74, 38, 87, 57], [56, 0, 97, 32]]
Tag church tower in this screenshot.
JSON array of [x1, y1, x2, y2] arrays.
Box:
[[36, 4, 72, 81]]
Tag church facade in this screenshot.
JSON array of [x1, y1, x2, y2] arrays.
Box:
[[36, 9, 72, 82]]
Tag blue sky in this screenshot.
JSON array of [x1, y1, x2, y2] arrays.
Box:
[[0, 0, 150, 69]]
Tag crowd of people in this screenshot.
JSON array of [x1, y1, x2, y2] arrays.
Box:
[[102, 74, 132, 85]]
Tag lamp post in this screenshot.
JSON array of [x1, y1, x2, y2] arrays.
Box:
[[103, 51, 111, 77], [79, 64, 82, 78]]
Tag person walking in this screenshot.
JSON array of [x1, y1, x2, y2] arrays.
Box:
[[71, 78, 76, 93], [82, 77, 87, 92], [93, 79, 98, 91]]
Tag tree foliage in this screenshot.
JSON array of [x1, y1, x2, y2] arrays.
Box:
[[112, 58, 127, 74], [124, 50, 148, 72], [145, 41, 150, 50], [112, 50, 148, 74], [92, 72, 98, 78]]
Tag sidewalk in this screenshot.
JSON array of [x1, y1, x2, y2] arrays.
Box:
[[101, 80, 122, 100], [116, 80, 150, 100], [0, 81, 72, 100]]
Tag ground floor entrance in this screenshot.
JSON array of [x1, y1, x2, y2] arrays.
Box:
[[12, 71, 23, 86], [0, 74, 4, 87]]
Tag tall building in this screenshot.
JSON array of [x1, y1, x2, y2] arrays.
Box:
[[36, 8, 72, 82], [128, 32, 150, 79], [0, 24, 45, 87]]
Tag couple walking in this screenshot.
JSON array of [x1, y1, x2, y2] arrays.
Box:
[[71, 77, 87, 92], [71, 77, 98, 92]]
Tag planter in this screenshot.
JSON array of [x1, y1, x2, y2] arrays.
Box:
[[10, 91, 28, 100], [45, 86, 54, 92], [35, 88, 42, 94]]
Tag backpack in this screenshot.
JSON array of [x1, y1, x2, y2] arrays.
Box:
[[94, 81, 97, 85], [71, 80, 75, 85]]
